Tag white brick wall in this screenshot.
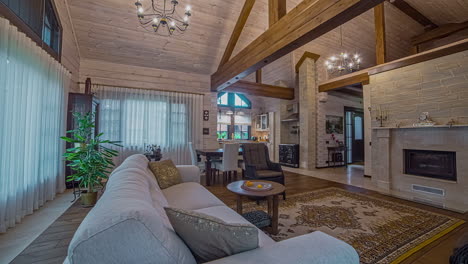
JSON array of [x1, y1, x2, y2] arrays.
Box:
[[368, 51, 468, 127]]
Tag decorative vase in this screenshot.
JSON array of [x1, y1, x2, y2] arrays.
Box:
[[81, 191, 97, 207]]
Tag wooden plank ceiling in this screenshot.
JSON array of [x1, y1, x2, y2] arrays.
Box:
[[68, 0, 468, 85]]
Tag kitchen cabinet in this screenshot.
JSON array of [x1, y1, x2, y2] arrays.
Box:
[[256, 114, 269, 131]]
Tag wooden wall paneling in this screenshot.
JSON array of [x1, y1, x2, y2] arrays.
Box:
[[79, 59, 210, 94], [211, 0, 386, 92], [368, 38, 468, 75], [388, 0, 437, 30], [411, 21, 468, 46], [403, 0, 468, 25], [374, 3, 386, 64]]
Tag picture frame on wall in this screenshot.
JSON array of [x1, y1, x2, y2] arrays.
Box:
[[326, 115, 344, 134]]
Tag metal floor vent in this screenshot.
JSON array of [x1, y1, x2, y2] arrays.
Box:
[[411, 184, 445, 196]]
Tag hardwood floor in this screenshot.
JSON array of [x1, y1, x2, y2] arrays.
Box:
[[11, 171, 467, 264]]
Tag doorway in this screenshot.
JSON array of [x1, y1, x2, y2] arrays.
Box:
[[344, 107, 364, 164]]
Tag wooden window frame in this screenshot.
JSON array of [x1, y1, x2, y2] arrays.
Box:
[[0, 0, 63, 62]]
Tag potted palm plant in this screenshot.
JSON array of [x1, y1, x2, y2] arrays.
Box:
[[61, 112, 121, 206]]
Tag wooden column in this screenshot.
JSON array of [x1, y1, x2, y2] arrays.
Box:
[[268, 0, 286, 26], [255, 69, 262, 83], [374, 3, 386, 64]]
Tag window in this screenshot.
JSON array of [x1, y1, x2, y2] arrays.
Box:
[[96, 86, 203, 165], [43, 0, 61, 54], [217, 111, 252, 140], [217, 93, 251, 109], [0, 0, 62, 59], [217, 93, 228, 106], [234, 125, 250, 140], [217, 124, 229, 140]]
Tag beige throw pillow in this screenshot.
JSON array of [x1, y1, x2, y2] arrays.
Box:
[[148, 160, 182, 189], [164, 207, 259, 263]]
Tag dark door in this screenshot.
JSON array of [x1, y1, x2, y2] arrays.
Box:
[[345, 108, 364, 163]]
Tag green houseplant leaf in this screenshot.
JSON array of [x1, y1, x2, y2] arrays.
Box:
[[61, 112, 121, 193]]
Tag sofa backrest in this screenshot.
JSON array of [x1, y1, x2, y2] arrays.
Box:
[[66, 154, 196, 264]]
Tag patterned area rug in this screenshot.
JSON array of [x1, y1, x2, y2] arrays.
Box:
[[241, 187, 464, 264]]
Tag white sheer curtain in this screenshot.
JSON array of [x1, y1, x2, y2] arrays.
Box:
[[93, 85, 203, 166], [0, 17, 70, 233]]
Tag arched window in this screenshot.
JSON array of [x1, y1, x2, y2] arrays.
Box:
[[217, 93, 251, 109]]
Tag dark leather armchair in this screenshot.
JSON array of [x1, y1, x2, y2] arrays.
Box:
[[242, 143, 285, 199]]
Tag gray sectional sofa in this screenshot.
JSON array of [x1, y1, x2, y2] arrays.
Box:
[[64, 154, 359, 264]]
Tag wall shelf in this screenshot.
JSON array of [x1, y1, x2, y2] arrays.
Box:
[[372, 124, 468, 130]]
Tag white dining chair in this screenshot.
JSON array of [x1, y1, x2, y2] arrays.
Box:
[[188, 142, 205, 172], [213, 143, 239, 185]]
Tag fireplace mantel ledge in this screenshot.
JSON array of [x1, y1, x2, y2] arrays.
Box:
[[372, 124, 468, 130]]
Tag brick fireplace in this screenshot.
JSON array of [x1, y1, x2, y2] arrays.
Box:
[[371, 127, 468, 212]]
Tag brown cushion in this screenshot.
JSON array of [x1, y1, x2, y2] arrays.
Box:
[[243, 143, 269, 170], [256, 170, 283, 178], [148, 159, 182, 189]]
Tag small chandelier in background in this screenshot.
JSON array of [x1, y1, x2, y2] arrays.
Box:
[[325, 52, 361, 75], [325, 26, 361, 76], [135, 0, 192, 36]]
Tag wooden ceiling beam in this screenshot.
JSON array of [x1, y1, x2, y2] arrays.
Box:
[[218, 0, 256, 69], [224, 80, 294, 100], [411, 21, 468, 46], [319, 71, 369, 92], [268, 0, 287, 26], [332, 87, 363, 97], [211, 0, 385, 92], [387, 0, 437, 30], [374, 3, 386, 64]]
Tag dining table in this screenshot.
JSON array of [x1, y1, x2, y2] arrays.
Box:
[[196, 147, 243, 186]]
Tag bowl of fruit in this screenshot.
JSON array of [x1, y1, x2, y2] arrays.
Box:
[[242, 181, 273, 191]]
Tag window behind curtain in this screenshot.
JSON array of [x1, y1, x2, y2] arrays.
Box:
[[95, 86, 202, 165], [0, 0, 62, 57]]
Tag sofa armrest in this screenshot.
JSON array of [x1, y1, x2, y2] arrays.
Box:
[[206, 231, 359, 264], [176, 165, 200, 183]]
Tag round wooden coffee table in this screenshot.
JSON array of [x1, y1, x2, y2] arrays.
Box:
[[227, 180, 285, 235]]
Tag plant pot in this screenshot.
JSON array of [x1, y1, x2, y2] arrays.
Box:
[[81, 191, 97, 207]]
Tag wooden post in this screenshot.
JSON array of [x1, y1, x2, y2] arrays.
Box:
[[218, 0, 256, 69], [85, 78, 92, 94], [268, 0, 286, 27], [374, 3, 386, 64], [256, 69, 262, 83]]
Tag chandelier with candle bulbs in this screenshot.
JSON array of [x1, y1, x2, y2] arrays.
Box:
[[135, 0, 192, 36], [325, 26, 361, 76]]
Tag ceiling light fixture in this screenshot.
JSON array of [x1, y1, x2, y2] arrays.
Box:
[[325, 26, 361, 76], [135, 0, 192, 36]]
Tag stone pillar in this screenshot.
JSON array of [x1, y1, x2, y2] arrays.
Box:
[[298, 56, 318, 169], [372, 129, 391, 191]]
